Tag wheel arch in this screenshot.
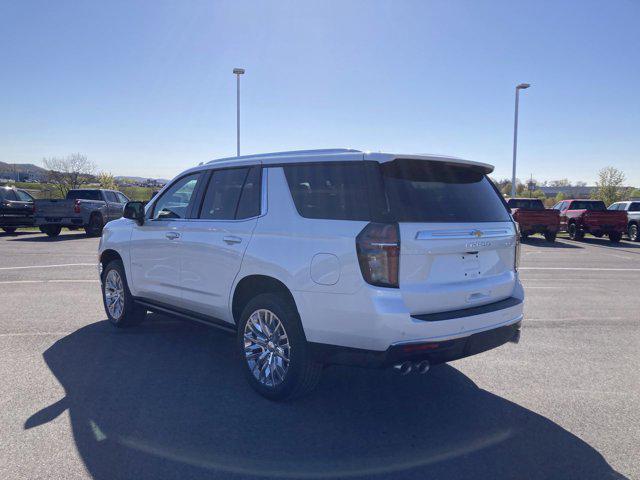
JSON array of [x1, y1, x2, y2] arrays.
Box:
[[232, 274, 298, 325], [99, 249, 122, 276]]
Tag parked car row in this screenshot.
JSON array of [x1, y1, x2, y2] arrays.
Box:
[[507, 197, 639, 243], [0, 186, 130, 237]]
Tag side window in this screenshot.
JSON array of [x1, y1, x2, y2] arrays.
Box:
[[151, 173, 201, 220], [199, 168, 249, 220], [283, 162, 374, 220], [104, 191, 118, 203], [116, 192, 129, 204], [630, 203, 640, 212], [236, 166, 262, 219], [16, 190, 33, 202], [2, 189, 18, 201]]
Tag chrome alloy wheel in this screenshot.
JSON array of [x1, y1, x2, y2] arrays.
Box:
[[104, 269, 125, 320], [243, 309, 291, 388]]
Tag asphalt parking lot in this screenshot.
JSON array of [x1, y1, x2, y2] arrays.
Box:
[[0, 230, 638, 480]]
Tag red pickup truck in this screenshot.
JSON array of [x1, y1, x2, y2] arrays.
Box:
[[507, 198, 560, 242], [553, 199, 627, 243]]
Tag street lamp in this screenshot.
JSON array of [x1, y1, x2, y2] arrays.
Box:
[[511, 83, 531, 197], [233, 68, 245, 157]]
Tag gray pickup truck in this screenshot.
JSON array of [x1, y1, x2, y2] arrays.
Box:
[[608, 200, 640, 241], [34, 189, 130, 237]]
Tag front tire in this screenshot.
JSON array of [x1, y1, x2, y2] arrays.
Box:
[[544, 231, 556, 242], [237, 293, 322, 401], [101, 260, 145, 327], [568, 223, 583, 241], [1, 227, 17, 233], [629, 224, 639, 242], [608, 231, 622, 243], [85, 214, 104, 237]]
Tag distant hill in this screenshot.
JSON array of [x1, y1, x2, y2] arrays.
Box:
[[0, 162, 47, 173], [115, 176, 169, 184]]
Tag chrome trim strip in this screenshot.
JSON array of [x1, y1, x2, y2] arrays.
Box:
[[415, 228, 513, 240]]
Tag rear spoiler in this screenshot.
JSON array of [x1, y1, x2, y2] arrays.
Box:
[[364, 153, 494, 174]]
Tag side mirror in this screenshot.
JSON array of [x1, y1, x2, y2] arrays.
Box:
[[123, 201, 145, 226]]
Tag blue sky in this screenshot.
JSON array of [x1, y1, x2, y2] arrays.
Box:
[[1, 0, 639, 184]]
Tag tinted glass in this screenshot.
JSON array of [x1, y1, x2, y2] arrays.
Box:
[[1, 189, 18, 201], [507, 199, 545, 210], [236, 166, 261, 219], [67, 190, 102, 201], [104, 191, 118, 202], [630, 203, 640, 212], [15, 190, 33, 202], [116, 192, 129, 203], [381, 160, 511, 222], [152, 173, 201, 220], [283, 163, 375, 220], [200, 168, 248, 220], [570, 201, 606, 211]]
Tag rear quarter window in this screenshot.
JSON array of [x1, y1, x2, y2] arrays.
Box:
[[283, 162, 379, 221]]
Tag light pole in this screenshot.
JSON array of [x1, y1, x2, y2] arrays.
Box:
[[511, 83, 530, 197], [233, 68, 245, 157]]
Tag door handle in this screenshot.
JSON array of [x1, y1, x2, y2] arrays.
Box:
[[223, 235, 242, 245], [165, 231, 181, 240]]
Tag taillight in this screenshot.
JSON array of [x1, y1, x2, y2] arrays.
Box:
[[356, 222, 400, 288], [514, 222, 521, 272], [74, 200, 81, 213]]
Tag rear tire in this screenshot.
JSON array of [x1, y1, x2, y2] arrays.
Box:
[[1, 227, 17, 233], [629, 224, 639, 242], [101, 259, 145, 327], [544, 231, 556, 242], [568, 223, 583, 241], [237, 293, 322, 401], [608, 231, 622, 243], [85, 214, 104, 237], [41, 225, 62, 237]]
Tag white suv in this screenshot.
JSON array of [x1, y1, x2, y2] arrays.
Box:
[[98, 149, 524, 400]]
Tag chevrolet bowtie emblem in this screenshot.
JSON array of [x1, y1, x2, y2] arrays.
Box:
[[472, 230, 483, 238]]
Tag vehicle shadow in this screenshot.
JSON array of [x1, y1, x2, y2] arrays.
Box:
[[25, 317, 626, 480], [521, 236, 582, 248], [9, 231, 88, 242], [570, 236, 640, 249]]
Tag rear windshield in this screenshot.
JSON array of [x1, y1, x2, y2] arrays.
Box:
[[66, 190, 102, 201], [570, 201, 606, 211], [283, 160, 510, 223], [507, 199, 545, 210], [380, 160, 511, 222]]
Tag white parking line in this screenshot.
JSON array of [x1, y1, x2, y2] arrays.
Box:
[[519, 267, 640, 271], [0, 263, 95, 270], [0, 279, 99, 285]]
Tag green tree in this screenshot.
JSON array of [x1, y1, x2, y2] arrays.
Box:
[[97, 172, 117, 190], [554, 192, 566, 203], [592, 166, 626, 206], [628, 188, 640, 199]]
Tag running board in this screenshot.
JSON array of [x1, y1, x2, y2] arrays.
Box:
[[134, 298, 236, 334]]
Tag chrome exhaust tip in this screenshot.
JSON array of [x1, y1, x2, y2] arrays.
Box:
[[393, 361, 413, 375], [416, 360, 430, 374]]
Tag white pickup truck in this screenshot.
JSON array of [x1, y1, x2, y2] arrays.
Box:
[[34, 189, 129, 237]]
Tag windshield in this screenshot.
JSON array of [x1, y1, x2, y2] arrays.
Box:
[[380, 160, 511, 222]]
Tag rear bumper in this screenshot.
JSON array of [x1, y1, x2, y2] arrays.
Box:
[[310, 320, 522, 368], [34, 217, 85, 227]]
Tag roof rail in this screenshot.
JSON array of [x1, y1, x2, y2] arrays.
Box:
[[206, 148, 361, 164]]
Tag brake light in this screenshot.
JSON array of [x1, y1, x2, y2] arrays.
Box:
[[514, 222, 521, 272], [356, 222, 400, 288], [74, 200, 81, 214]]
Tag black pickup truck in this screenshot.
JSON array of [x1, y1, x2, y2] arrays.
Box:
[[0, 186, 35, 233]]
